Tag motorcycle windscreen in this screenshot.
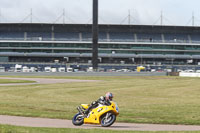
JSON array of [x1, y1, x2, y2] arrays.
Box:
[[81, 104, 89, 109]]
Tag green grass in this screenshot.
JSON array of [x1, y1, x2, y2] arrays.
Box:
[[1, 76, 200, 125], [0, 79, 35, 84], [0, 124, 197, 133]]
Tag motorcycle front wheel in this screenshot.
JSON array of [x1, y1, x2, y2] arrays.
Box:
[[72, 113, 84, 126], [101, 113, 116, 127]]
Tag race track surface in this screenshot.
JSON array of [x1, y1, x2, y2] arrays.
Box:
[[0, 77, 98, 86], [0, 115, 200, 131]]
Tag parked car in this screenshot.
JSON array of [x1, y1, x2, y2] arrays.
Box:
[[184, 69, 194, 73]]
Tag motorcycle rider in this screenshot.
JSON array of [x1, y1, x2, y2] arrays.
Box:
[[84, 92, 114, 116]]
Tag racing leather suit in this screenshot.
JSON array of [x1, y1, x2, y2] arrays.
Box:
[[84, 96, 111, 115]]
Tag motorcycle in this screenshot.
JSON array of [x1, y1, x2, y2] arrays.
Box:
[[72, 101, 119, 127]]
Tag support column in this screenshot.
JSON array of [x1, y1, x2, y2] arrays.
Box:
[[92, 0, 99, 70]]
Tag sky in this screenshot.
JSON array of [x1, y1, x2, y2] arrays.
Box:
[[0, 0, 200, 26]]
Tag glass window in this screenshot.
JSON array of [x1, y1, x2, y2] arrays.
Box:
[[0, 49, 12, 52], [20, 43, 30, 47], [185, 45, 193, 50], [174, 45, 184, 50], [0, 43, 9, 47], [152, 45, 163, 49], [163, 45, 173, 49], [10, 43, 19, 47], [54, 44, 65, 47]]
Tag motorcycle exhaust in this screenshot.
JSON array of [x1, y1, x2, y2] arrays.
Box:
[[77, 106, 84, 114]]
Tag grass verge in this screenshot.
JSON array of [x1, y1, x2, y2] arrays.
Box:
[[0, 79, 35, 84], [0, 124, 197, 133], [1, 76, 200, 125]]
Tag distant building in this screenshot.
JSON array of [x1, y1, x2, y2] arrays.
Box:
[[0, 23, 199, 65]]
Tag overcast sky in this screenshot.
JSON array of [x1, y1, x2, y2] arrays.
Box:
[[0, 0, 200, 26]]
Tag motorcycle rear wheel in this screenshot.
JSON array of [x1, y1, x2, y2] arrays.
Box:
[[101, 113, 116, 127], [72, 113, 84, 126]]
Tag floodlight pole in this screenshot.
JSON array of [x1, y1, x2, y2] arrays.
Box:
[[63, 9, 65, 24], [192, 12, 194, 26], [30, 8, 33, 23], [128, 10, 131, 25], [160, 11, 163, 25], [0, 9, 1, 23], [92, 0, 99, 71]]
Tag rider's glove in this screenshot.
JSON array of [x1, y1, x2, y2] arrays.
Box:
[[100, 96, 104, 100], [92, 101, 97, 105]]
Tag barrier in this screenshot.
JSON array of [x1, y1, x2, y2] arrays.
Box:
[[168, 72, 179, 76], [179, 72, 200, 77]]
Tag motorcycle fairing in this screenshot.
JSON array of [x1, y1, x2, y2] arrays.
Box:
[[84, 101, 119, 124]]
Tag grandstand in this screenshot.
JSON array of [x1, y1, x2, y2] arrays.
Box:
[[0, 23, 200, 70]]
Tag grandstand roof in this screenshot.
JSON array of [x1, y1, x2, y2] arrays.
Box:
[[0, 23, 200, 34]]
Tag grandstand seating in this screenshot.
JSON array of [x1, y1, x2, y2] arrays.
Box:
[[0, 28, 200, 43], [1, 24, 200, 66], [81, 32, 107, 41], [99, 32, 107, 41], [164, 33, 189, 43], [54, 32, 79, 41], [190, 34, 200, 43], [0, 31, 24, 40], [27, 32, 51, 41], [136, 33, 162, 42], [109, 32, 134, 42], [82, 32, 92, 41]]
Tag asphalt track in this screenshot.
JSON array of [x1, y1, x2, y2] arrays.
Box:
[[0, 77, 98, 86], [1, 115, 200, 131], [0, 77, 200, 131]]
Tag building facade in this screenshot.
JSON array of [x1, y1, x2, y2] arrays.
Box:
[[0, 23, 200, 66]]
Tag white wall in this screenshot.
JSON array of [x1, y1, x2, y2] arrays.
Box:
[[179, 72, 200, 77]]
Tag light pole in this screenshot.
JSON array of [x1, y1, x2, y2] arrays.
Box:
[[92, 0, 99, 71]]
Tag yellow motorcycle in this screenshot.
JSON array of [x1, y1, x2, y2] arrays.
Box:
[[72, 101, 119, 127]]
